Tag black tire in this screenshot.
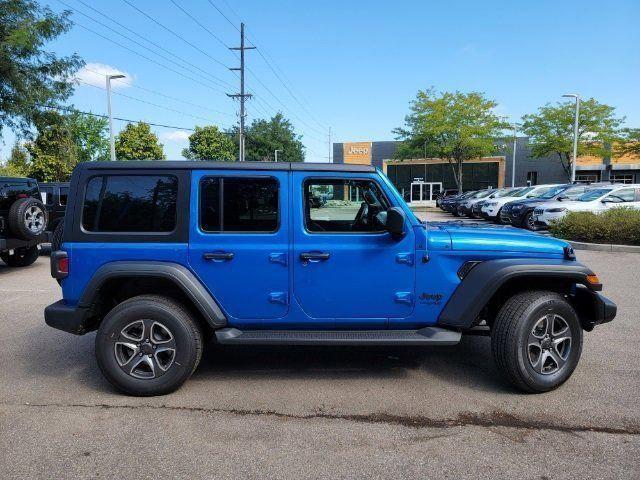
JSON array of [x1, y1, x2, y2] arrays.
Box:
[[1, 245, 40, 267], [491, 290, 583, 393], [522, 211, 537, 231], [51, 220, 64, 252], [95, 295, 204, 396], [452, 208, 461, 217], [8, 197, 48, 240]]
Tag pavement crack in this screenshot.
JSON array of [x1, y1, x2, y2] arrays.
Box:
[[5, 402, 640, 436]]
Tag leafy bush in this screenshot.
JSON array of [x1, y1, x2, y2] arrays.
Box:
[[549, 207, 640, 245]]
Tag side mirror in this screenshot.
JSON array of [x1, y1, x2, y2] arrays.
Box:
[[379, 207, 405, 239]]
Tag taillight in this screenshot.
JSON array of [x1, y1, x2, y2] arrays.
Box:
[[51, 251, 69, 279]]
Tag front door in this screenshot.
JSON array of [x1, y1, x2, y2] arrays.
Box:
[[188, 170, 290, 323], [292, 173, 416, 327]]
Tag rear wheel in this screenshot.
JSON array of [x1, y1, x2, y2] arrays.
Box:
[[96, 295, 203, 396], [1, 245, 39, 267], [491, 290, 583, 393]]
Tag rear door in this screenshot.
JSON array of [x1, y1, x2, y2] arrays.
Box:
[[188, 170, 290, 324]]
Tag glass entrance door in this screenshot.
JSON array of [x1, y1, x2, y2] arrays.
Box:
[[409, 182, 443, 205]]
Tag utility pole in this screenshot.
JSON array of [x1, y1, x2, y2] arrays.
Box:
[[106, 74, 125, 161], [228, 23, 255, 162]]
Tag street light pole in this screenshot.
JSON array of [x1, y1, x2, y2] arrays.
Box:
[[563, 93, 580, 183], [106, 74, 125, 161], [274, 149, 281, 162], [511, 124, 517, 187]]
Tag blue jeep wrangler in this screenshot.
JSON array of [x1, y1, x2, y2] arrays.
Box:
[[45, 161, 616, 396]]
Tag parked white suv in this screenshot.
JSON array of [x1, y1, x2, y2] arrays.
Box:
[[480, 185, 557, 223], [533, 184, 640, 228]]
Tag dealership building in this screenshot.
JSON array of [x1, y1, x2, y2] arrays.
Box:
[[332, 139, 640, 204]]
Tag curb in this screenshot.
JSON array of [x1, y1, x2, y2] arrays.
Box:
[[567, 240, 640, 253]]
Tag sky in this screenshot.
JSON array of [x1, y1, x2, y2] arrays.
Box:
[[1, 0, 639, 162]]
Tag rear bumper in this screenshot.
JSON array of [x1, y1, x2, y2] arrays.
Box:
[[44, 300, 90, 335], [0, 234, 46, 251]]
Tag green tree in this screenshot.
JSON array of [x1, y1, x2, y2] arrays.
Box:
[[393, 89, 507, 192], [616, 128, 640, 157], [24, 110, 78, 181], [182, 125, 235, 161], [0, 0, 83, 139], [115, 122, 165, 160], [0, 142, 30, 176], [244, 113, 305, 162], [68, 110, 109, 162], [521, 99, 624, 179]]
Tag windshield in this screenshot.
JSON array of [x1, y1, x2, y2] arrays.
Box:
[[493, 188, 519, 198], [459, 191, 477, 199], [536, 186, 567, 199], [511, 187, 535, 198], [473, 189, 495, 199], [576, 188, 614, 202]]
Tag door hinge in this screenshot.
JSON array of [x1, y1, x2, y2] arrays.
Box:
[[268, 292, 289, 305], [395, 252, 414, 266], [394, 292, 414, 306], [268, 252, 287, 266]]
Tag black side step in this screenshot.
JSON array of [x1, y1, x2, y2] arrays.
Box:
[[215, 327, 461, 346]]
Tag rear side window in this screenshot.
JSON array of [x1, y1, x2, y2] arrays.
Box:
[[200, 176, 279, 233], [82, 175, 178, 232]]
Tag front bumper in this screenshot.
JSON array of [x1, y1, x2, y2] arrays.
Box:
[[580, 290, 617, 330], [44, 300, 90, 335], [506, 209, 526, 225]]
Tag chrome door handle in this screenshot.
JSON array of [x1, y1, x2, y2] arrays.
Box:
[[300, 252, 330, 262]]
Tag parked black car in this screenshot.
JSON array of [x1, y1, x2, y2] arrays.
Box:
[[39, 182, 69, 240], [441, 190, 477, 216], [0, 176, 48, 267], [435, 189, 459, 208], [503, 184, 591, 230]]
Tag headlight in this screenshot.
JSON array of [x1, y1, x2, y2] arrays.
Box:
[[512, 204, 524, 210], [547, 208, 567, 213]]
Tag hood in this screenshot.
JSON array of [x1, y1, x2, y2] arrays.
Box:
[[428, 222, 569, 255], [536, 200, 589, 211], [507, 197, 549, 207]]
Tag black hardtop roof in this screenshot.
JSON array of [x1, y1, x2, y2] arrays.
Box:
[[78, 161, 377, 173]]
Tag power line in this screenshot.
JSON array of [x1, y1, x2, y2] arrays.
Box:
[[74, 21, 229, 95], [169, 0, 230, 49], [121, 0, 232, 72], [82, 68, 234, 118], [76, 79, 233, 126], [57, 0, 233, 91]]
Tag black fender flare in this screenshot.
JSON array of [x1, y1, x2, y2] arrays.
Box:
[[78, 261, 227, 328], [437, 258, 600, 329]]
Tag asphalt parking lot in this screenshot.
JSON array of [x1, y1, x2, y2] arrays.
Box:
[[1, 234, 639, 478]]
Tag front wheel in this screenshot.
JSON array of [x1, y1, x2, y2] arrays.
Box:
[[523, 211, 537, 231], [491, 290, 583, 393], [95, 295, 203, 396]]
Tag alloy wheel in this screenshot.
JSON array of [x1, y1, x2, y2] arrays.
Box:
[[527, 314, 572, 375], [114, 319, 177, 379], [24, 205, 45, 234]]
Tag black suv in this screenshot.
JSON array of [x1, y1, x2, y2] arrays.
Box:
[[39, 182, 69, 240], [503, 184, 591, 230], [0, 176, 48, 267]]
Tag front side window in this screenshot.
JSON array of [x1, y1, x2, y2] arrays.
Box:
[[305, 179, 389, 233], [82, 175, 178, 232], [200, 177, 279, 233]]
